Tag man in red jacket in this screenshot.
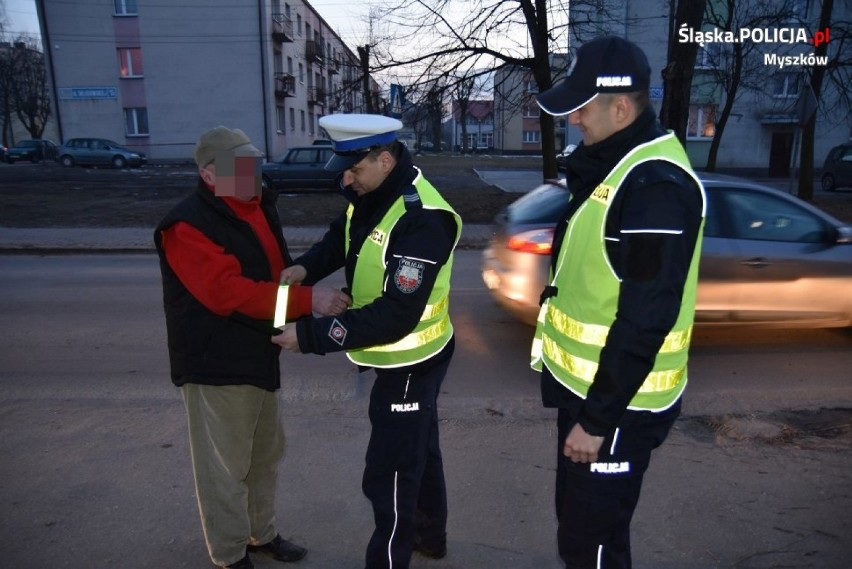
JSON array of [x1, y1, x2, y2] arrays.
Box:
[[154, 126, 350, 569]]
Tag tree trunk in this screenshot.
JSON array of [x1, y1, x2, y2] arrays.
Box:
[[797, 0, 833, 202], [706, 43, 742, 172], [358, 45, 373, 114], [660, 0, 707, 144]]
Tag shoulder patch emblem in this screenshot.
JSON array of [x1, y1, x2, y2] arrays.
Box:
[[394, 258, 425, 294], [328, 318, 348, 346]]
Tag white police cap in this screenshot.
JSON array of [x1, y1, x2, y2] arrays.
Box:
[[319, 113, 403, 172]]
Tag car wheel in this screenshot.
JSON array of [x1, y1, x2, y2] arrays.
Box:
[[112, 155, 127, 169], [31, 156, 40, 164], [60, 155, 75, 167], [821, 173, 836, 192], [7, 157, 15, 164]]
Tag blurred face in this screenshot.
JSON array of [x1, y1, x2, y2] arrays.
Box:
[[568, 95, 623, 146], [201, 153, 262, 200], [342, 149, 394, 196]]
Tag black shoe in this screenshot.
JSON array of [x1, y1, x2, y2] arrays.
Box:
[[247, 534, 307, 563], [413, 536, 447, 560], [217, 554, 253, 569]]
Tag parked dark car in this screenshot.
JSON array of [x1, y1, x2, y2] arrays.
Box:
[[57, 138, 147, 168], [0, 144, 7, 163], [822, 142, 852, 191], [5, 139, 58, 163], [482, 173, 852, 329], [261, 146, 339, 191]]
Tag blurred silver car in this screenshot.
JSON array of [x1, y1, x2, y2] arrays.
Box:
[[482, 173, 852, 329]]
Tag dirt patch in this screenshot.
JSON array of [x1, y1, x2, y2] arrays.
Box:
[[685, 408, 852, 451], [1, 155, 849, 228], [0, 155, 541, 228]]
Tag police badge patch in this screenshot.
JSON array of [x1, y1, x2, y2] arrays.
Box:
[[394, 258, 425, 294], [328, 318, 348, 346]]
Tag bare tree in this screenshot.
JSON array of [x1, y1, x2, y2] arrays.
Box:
[[700, 0, 799, 171], [797, 0, 851, 201], [365, 0, 586, 179], [10, 38, 50, 138]]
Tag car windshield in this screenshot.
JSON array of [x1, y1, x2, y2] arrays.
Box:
[[507, 184, 570, 224]]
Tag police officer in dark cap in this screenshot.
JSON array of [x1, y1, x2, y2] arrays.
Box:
[[271, 113, 462, 569], [532, 36, 705, 568]]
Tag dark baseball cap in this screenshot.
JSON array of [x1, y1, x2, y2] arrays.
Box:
[[536, 36, 651, 116]]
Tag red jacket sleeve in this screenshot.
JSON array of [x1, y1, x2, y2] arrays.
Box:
[[160, 222, 312, 321]]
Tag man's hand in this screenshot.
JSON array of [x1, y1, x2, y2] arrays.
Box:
[[280, 265, 307, 285], [312, 287, 352, 316], [563, 423, 605, 463], [271, 324, 300, 352]]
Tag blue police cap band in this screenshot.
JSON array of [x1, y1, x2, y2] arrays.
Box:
[[333, 131, 397, 153]]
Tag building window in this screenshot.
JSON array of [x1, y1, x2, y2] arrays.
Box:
[[297, 14, 302, 35], [772, 73, 801, 98], [287, 57, 293, 74], [298, 63, 304, 83], [117, 48, 143, 78], [522, 130, 541, 143], [687, 104, 716, 139], [523, 102, 539, 118], [695, 43, 722, 69], [114, 0, 137, 15], [277, 106, 286, 132], [300, 110, 306, 132], [124, 107, 148, 136], [284, 3, 290, 19], [308, 111, 314, 134]]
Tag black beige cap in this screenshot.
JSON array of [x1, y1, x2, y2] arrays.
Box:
[[536, 36, 651, 116]]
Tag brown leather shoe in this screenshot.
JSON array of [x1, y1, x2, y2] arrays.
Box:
[[247, 534, 307, 563]]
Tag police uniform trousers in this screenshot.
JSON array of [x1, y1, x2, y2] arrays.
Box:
[[362, 338, 454, 569], [181, 383, 285, 567], [555, 400, 680, 569]]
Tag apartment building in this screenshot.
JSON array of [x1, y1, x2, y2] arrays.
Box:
[[443, 100, 495, 151], [35, 0, 377, 162], [492, 0, 849, 172]]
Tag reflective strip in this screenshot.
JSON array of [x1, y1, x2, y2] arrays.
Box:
[[547, 304, 692, 353], [273, 285, 290, 328], [542, 334, 685, 393], [421, 296, 448, 321], [360, 315, 450, 353]]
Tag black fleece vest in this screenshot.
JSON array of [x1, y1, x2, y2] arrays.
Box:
[[154, 183, 291, 391]]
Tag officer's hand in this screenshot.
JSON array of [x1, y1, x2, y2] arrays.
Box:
[[563, 423, 605, 463], [280, 265, 307, 285], [312, 287, 352, 316], [270, 324, 301, 352]]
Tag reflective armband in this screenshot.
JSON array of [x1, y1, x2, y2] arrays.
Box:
[[273, 285, 290, 328]]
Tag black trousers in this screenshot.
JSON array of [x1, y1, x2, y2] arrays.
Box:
[[362, 340, 454, 569], [555, 402, 679, 569]]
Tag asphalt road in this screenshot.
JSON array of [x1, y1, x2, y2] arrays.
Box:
[[1, 253, 851, 568]]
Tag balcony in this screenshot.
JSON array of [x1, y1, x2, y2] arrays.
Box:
[[328, 56, 341, 75], [274, 73, 295, 98], [306, 40, 324, 64], [307, 86, 326, 107], [271, 14, 294, 42]]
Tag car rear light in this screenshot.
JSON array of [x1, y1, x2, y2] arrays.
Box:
[[507, 228, 555, 255]]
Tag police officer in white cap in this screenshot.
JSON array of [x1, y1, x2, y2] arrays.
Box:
[[272, 113, 462, 568]]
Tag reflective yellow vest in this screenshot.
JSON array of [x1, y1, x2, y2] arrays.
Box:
[[345, 168, 462, 368], [531, 133, 706, 411]]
